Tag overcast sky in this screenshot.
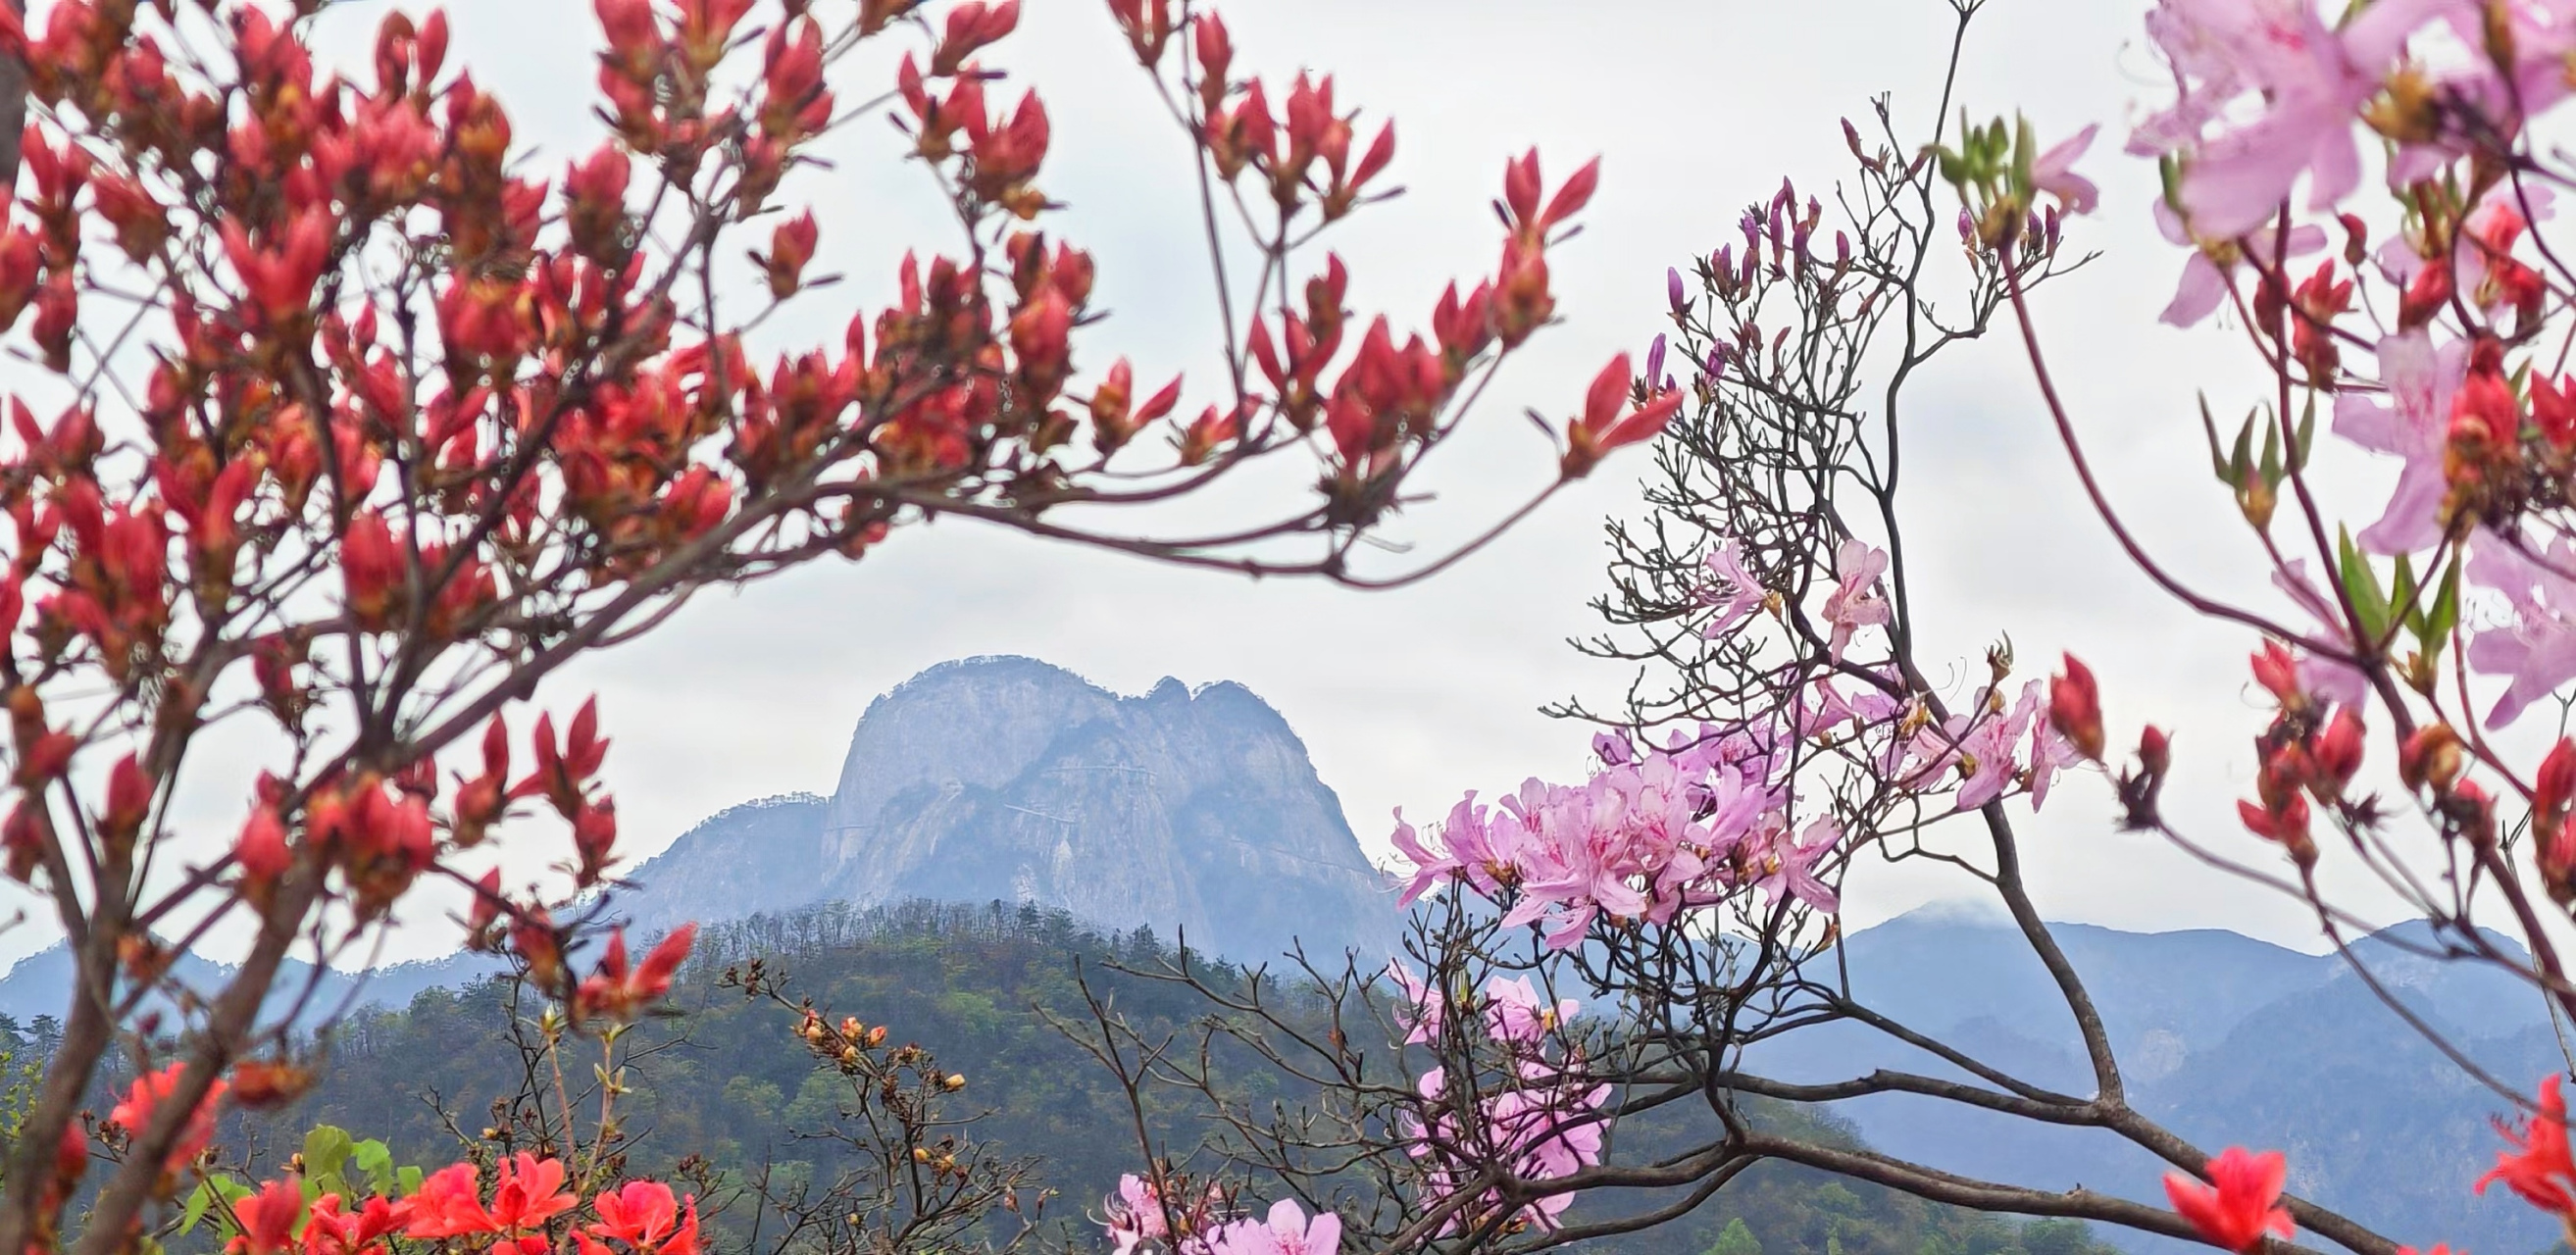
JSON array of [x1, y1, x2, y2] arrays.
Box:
[[0, 0, 2461, 970]]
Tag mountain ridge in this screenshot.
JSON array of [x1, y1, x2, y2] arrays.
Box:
[[616, 655, 1400, 962]]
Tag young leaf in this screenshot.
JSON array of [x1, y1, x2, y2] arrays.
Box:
[[354, 1139, 394, 1191], [2392, 552, 2422, 636], [176, 1180, 219, 1236], [2293, 393, 2317, 473], [2339, 527, 2392, 643], [302, 1126, 353, 1181], [2200, 395, 2237, 486], [2424, 554, 2462, 650]]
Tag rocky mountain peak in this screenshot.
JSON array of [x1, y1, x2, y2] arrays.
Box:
[[622, 657, 1399, 962]]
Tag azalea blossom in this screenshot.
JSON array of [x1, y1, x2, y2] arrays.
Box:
[[1917, 689, 2033, 812], [590, 1180, 700, 1255], [2478, 1074, 2576, 1217], [1751, 817, 1842, 912], [2163, 1146, 2296, 1253], [1483, 976, 1579, 1043], [2465, 534, 2576, 728], [1405, 1059, 1610, 1234], [2154, 202, 2327, 327], [2031, 124, 2100, 215], [1699, 538, 1766, 639], [574, 923, 697, 1024], [107, 1063, 228, 1175], [301, 1193, 400, 1255], [399, 1154, 576, 1240], [1821, 539, 1892, 663], [1103, 1175, 1173, 1255], [2025, 698, 2087, 812], [1204, 1200, 1341, 1255], [1386, 961, 1446, 1045], [2264, 561, 2372, 708], [2130, 0, 2458, 238], [2333, 332, 2468, 555], [225, 1180, 302, 1255]]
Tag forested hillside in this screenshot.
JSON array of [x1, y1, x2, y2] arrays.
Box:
[[166, 900, 2119, 1255]]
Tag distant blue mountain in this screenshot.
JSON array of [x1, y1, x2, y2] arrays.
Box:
[[1770, 911, 2561, 1255], [0, 943, 505, 1034]]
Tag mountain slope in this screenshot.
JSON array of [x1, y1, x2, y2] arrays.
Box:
[[229, 899, 2123, 1255]]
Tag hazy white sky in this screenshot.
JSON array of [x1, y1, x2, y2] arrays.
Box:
[[0, 0, 2457, 969]]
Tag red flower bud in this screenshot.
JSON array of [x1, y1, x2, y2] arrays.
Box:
[[2537, 739, 2576, 901], [340, 511, 403, 630], [102, 754, 151, 844], [2309, 709, 2364, 796], [2237, 791, 2315, 868], [466, 868, 504, 937], [2399, 724, 2464, 792], [235, 806, 291, 887], [764, 212, 819, 300], [2048, 653, 2104, 761], [2249, 640, 2303, 706], [1562, 353, 1682, 478]]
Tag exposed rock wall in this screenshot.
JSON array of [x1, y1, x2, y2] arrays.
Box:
[[621, 657, 1398, 962]]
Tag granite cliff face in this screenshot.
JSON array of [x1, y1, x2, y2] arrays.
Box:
[[620, 657, 1400, 961]]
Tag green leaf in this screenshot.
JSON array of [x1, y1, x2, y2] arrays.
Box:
[[2258, 413, 2283, 486], [177, 1180, 220, 1237], [353, 1139, 394, 1191], [2229, 415, 2256, 490], [2339, 527, 2392, 643], [301, 1126, 353, 1182], [2392, 552, 2422, 635], [2424, 555, 2462, 650], [2011, 116, 2037, 197], [2293, 394, 2317, 474], [396, 1165, 424, 1196], [2199, 395, 2236, 486]]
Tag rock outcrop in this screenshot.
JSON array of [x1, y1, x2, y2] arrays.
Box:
[[620, 657, 1399, 962]]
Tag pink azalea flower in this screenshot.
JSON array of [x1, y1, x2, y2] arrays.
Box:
[[1402, 1060, 1608, 1235], [1591, 729, 1634, 766], [1386, 961, 1445, 1045], [2022, 680, 2088, 811], [1505, 795, 1648, 948], [1753, 817, 1841, 913], [2424, 1, 2576, 137], [1102, 1176, 1168, 1255], [1944, 693, 2033, 811], [2133, 0, 2460, 238], [2154, 201, 2327, 326], [1389, 794, 1523, 905], [2032, 124, 2100, 216], [1821, 539, 1892, 663], [1484, 977, 1580, 1043], [2332, 331, 2468, 554], [1205, 1201, 1340, 1255], [2267, 559, 2374, 708], [1699, 538, 1766, 639], [2467, 533, 2576, 728], [1388, 808, 1459, 908]]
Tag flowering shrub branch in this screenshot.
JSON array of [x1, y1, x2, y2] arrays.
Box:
[[0, 0, 1652, 1249]]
